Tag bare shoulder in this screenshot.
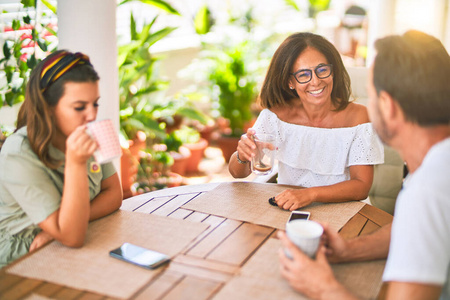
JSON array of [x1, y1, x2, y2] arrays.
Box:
[[269, 106, 289, 120], [342, 102, 369, 127]]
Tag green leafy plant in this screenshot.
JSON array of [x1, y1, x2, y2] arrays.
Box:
[[134, 147, 175, 192], [284, 0, 331, 18], [201, 40, 260, 137], [117, 10, 210, 142], [0, 125, 14, 151], [0, 0, 57, 108], [118, 12, 177, 141], [181, 6, 272, 139], [152, 93, 210, 132], [173, 125, 201, 145], [308, 0, 331, 17], [118, 0, 213, 192], [119, 0, 180, 15], [163, 131, 183, 152], [194, 5, 214, 35]]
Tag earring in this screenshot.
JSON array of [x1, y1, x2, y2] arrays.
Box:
[[289, 86, 294, 90]]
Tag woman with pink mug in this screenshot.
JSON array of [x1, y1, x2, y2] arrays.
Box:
[[0, 50, 122, 267]]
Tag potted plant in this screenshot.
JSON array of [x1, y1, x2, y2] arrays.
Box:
[[180, 5, 271, 162], [162, 130, 191, 176], [173, 125, 208, 173], [132, 147, 182, 194], [200, 39, 261, 162], [152, 93, 211, 134], [117, 10, 178, 197], [118, 12, 176, 140], [117, 11, 211, 194]]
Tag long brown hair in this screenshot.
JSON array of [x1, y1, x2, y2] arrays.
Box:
[[260, 32, 351, 110], [16, 50, 99, 168]]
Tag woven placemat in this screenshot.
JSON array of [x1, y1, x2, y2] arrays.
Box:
[[214, 238, 385, 300], [182, 182, 365, 231], [7, 210, 209, 299]]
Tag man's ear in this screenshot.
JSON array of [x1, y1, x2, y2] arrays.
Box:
[[378, 90, 401, 122]]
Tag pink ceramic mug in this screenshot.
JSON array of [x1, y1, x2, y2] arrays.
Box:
[[86, 119, 121, 163]]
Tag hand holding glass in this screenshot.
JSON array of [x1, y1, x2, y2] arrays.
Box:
[[251, 134, 276, 175]]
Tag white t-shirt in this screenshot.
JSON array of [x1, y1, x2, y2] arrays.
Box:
[[383, 138, 450, 300], [252, 109, 384, 187]]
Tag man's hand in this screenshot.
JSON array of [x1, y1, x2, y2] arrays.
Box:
[[278, 231, 355, 300], [321, 223, 352, 263]]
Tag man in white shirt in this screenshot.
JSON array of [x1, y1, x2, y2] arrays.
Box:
[[278, 30, 450, 300]]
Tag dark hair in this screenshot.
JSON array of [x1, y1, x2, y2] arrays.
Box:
[[260, 32, 351, 110], [373, 30, 450, 126], [17, 50, 100, 168]]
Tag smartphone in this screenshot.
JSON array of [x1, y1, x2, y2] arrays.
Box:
[[109, 243, 170, 270], [288, 210, 310, 222]]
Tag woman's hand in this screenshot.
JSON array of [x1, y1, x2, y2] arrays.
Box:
[[236, 128, 256, 163], [65, 125, 97, 165], [275, 188, 316, 210], [29, 231, 54, 252]]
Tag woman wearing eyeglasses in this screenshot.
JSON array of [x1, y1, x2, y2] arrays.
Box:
[[229, 32, 384, 211]]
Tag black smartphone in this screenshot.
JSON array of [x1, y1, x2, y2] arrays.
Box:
[[109, 243, 170, 270], [288, 210, 310, 222]]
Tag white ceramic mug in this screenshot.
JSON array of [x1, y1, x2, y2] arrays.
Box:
[[285, 220, 323, 259]]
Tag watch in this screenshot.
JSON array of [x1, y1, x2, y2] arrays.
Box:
[[236, 151, 248, 164]]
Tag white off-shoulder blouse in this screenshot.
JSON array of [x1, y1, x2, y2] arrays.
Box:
[[252, 109, 384, 188]]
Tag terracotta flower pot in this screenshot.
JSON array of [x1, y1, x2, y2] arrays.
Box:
[[132, 171, 183, 193], [198, 124, 215, 144], [169, 146, 191, 176], [128, 130, 146, 158], [184, 138, 208, 173], [120, 147, 138, 199], [217, 135, 239, 163], [158, 115, 183, 133], [166, 172, 183, 188], [121, 131, 146, 199]]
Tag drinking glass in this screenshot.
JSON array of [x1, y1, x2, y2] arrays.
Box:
[[251, 134, 276, 175]]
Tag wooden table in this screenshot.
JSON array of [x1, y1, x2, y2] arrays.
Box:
[[0, 182, 393, 300]]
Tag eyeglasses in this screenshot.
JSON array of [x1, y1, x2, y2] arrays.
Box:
[[290, 64, 333, 84]]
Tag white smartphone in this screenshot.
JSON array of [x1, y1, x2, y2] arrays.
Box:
[[109, 242, 170, 270], [288, 210, 310, 222]]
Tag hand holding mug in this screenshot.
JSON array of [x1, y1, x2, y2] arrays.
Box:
[[66, 125, 98, 165]]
